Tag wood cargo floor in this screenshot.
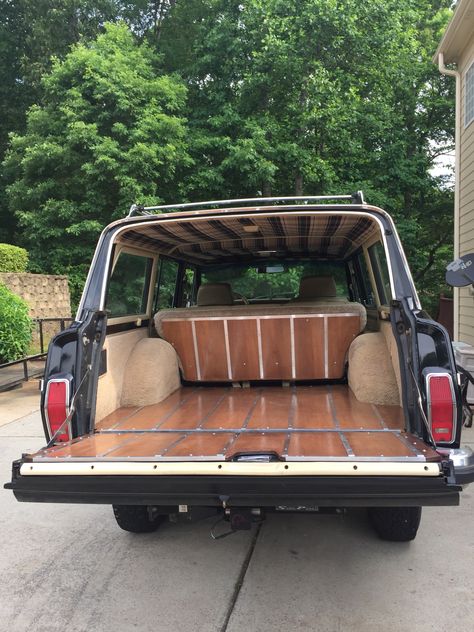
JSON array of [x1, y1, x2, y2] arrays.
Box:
[[34, 385, 439, 462]]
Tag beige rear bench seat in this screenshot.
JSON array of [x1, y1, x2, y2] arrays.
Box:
[[154, 301, 366, 382]]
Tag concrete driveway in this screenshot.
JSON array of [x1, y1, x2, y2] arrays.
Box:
[[1, 385, 473, 632]]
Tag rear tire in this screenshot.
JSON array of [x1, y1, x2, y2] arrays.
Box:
[[113, 505, 165, 533], [368, 507, 422, 542]]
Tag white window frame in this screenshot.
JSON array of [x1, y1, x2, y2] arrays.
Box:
[[464, 59, 474, 129]]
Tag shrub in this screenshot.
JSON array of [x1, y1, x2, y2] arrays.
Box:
[[0, 244, 28, 272], [0, 284, 33, 363]]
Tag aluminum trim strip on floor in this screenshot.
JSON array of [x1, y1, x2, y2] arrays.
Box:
[[30, 386, 440, 463]]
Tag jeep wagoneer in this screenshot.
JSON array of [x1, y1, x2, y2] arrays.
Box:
[[6, 194, 474, 541]]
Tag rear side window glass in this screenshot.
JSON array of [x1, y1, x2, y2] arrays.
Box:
[[155, 258, 179, 310], [368, 242, 391, 305], [347, 260, 361, 302], [202, 262, 347, 302], [355, 252, 376, 307], [180, 268, 196, 307], [107, 251, 153, 317]]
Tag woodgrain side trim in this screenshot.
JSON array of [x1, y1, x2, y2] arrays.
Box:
[[162, 314, 360, 382]]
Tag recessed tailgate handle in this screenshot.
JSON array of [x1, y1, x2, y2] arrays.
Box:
[[231, 451, 283, 463]]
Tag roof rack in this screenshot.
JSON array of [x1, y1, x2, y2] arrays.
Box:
[[127, 191, 365, 217]]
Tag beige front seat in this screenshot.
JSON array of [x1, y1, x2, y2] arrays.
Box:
[[196, 282, 234, 306]]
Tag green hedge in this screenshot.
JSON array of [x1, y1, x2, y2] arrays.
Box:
[[0, 284, 33, 363], [0, 243, 28, 272]]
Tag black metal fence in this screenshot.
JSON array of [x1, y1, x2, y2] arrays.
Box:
[[34, 317, 74, 355], [0, 317, 74, 392]]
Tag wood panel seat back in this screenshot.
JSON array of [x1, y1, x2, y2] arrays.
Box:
[[155, 303, 366, 382]]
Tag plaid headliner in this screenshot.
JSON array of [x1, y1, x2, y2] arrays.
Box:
[[118, 214, 379, 263]]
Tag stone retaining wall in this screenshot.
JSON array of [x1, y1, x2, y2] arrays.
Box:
[[0, 273, 72, 350], [0, 273, 71, 318]]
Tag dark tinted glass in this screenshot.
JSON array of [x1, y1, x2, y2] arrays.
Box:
[[107, 252, 152, 317], [155, 258, 179, 309], [368, 241, 391, 305], [355, 252, 376, 307], [181, 267, 196, 306], [202, 262, 347, 302]]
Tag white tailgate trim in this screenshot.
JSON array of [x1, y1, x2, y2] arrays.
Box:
[[21, 461, 441, 477]]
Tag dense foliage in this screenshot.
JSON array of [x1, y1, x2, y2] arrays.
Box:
[[0, 1, 455, 311], [0, 284, 32, 363], [3, 23, 189, 300], [0, 244, 28, 272]]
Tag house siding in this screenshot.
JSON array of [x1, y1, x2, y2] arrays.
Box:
[[458, 37, 474, 345]]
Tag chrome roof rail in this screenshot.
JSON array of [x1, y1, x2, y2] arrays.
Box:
[[127, 192, 365, 217]]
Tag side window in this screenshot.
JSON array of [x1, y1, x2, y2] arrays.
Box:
[[355, 252, 376, 307], [155, 258, 179, 310], [180, 267, 196, 307], [347, 260, 361, 302], [368, 241, 391, 306], [107, 251, 153, 318]]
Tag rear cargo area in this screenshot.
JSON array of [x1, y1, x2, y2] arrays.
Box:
[[31, 384, 439, 462]]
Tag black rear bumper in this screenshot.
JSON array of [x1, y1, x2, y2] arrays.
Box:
[[4, 462, 462, 507], [455, 462, 474, 485]]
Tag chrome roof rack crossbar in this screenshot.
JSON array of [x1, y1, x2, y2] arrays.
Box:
[[128, 191, 365, 217]]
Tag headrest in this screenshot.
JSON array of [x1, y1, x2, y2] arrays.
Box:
[[298, 275, 337, 299], [197, 283, 234, 306]]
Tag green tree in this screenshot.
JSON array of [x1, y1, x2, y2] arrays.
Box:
[[158, 0, 454, 311], [3, 23, 190, 303], [0, 0, 127, 242], [0, 244, 28, 272], [0, 284, 32, 362], [1, 1, 456, 313]]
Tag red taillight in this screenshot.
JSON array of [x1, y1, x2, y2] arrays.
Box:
[[45, 379, 71, 442], [426, 373, 456, 444]]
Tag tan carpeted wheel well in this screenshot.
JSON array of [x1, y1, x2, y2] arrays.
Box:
[[348, 332, 400, 406]]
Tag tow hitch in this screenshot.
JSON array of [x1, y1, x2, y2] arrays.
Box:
[[211, 507, 264, 539], [226, 507, 262, 530]]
